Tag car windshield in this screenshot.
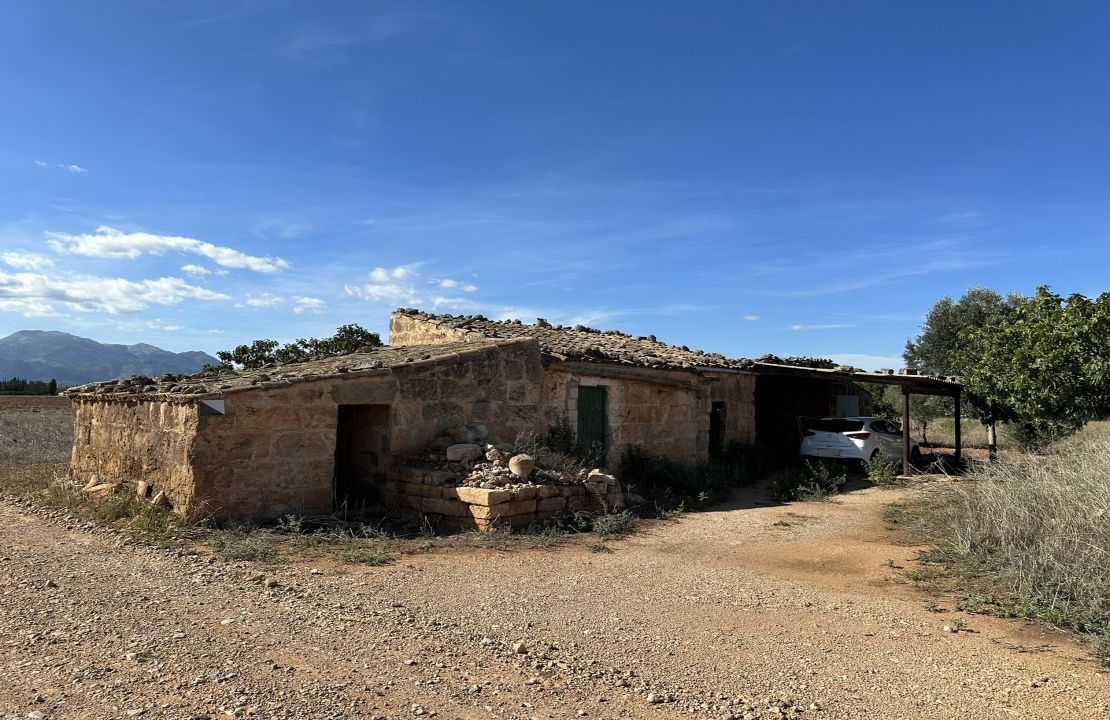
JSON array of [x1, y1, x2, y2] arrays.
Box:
[[812, 419, 865, 433]]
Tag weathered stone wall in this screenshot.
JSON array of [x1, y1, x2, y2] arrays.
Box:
[[384, 339, 545, 460], [540, 365, 757, 467], [389, 313, 474, 347], [69, 398, 198, 509], [187, 339, 546, 519], [542, 364, 702, 466], [702, 371, 758, 451], [190, 381, 340, 519], [385, 468, 623, 532]]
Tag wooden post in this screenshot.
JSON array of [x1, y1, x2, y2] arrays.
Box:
[[902, 386, 911, 476], [953, 391, 962, 466]]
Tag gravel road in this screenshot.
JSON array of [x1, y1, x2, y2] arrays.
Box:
[[2, 482, 1107, 720]]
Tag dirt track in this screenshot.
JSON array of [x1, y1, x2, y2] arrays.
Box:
[[1, 482, 1107, 720]]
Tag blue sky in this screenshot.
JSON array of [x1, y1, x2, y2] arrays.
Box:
[[2, 2, 1109, 369]]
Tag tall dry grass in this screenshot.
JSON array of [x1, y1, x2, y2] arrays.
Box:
[[0, 409, 73, 463], [917, 422, 1110, 659]]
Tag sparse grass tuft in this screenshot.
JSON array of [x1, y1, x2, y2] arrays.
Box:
[[211, 532, 278, 563]]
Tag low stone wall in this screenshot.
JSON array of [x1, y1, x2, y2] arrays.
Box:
[[69, 398, 198, 511], [384, 468, 624, 532]]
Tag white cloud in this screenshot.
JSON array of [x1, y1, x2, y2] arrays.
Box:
[[2, 251, 55, 271], [0, 270, 229, 315], [245, 292, 284, 309], [827, 353, 905, 372], [293, 296, 326, 314], [433, 278, 479, 292], [347, 264, 423, 303], [180, 264, 210, 276], [62, 164, 87, 173], [33, 160, 48, 167], [146, 318, 185, 332], [46, 225, 290, 273], [742, 314, 760, 321], [0, 298, 57, 317], [788, 323, 852, 331]]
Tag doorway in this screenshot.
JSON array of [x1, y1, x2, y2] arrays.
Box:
[[709, 401, 726, 457], [576, 386, 607, 465], [334, 404, 390, 506]]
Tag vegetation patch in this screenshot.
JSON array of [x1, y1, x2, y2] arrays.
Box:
[[895, 424, 1110, 665], [771, 459, 847, 502], [618, 441, 770, 512]]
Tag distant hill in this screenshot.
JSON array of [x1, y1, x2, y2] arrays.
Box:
[[0, 330, 218, 386]]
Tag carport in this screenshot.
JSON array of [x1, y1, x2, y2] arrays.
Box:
[[752, 363, 964, 474]]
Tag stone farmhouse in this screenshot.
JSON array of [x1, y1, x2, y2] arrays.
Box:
[[64, 308, 960, 524]]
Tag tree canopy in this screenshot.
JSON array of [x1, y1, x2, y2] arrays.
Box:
[[904, 287, 1019, 375], [210, 323, 383, 371], [959, 286, 1110, 443]]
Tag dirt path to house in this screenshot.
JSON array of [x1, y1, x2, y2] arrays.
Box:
[[1, 482, 1107, 720]]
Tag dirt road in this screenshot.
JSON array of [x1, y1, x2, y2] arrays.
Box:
[[1, 483, 1107, 720]]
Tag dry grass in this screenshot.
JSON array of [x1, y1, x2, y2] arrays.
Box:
[[909, 421, 1110, 663], [0, 408, 73, 463]]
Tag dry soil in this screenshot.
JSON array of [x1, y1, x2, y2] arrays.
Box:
[[1, 481, 1107, 720]]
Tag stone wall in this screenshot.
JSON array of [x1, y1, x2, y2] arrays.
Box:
[[190, 381, 340, 519], [187, 339, 546, 519], [384, 467, 624, 532], [542, 364, 704, 466], [383, 339, 545, 459], [702, 371, 758, 451], [389, 313, 474, 347], [69, 398, 198, 510]]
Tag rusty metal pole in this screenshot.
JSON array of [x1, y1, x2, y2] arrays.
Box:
[[953, 391, 962, 467], [902, 386, 911, 476]]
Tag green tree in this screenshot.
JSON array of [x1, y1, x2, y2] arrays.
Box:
[[904, 287, 1019, 375], [209, 324, 383, 371], [48, 378, 57, 395], [960, 286, 1110, 447]]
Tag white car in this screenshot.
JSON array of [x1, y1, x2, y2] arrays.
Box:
[[799, 416, 920, 466]]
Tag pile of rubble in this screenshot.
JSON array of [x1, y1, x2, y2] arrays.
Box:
[[386, 427, 625, 531]]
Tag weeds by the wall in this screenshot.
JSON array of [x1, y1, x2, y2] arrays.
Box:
[[901, 422, 1110, 665], [617, 442, 770, 512]]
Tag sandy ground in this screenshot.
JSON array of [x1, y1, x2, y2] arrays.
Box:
[[1, 479, 1107, 720]]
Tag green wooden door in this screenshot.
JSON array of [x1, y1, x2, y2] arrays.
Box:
[[577, 386, 607, 463]]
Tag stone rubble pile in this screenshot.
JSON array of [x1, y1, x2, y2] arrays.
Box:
[[386, 425, 625, 531]]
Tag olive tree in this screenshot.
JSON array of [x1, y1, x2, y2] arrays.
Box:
[[209, 323, 383, 371]]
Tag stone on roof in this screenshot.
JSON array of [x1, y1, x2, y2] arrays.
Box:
[[64, 339, 522, 400], [393, 308, 759, 372]]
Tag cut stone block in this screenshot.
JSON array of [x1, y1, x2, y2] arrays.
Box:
[[446, 443, 484, 462]]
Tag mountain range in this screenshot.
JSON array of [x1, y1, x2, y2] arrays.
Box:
[[0, 330, 218, 386]]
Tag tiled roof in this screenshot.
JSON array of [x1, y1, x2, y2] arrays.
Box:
[[63, 339, 521, 400]]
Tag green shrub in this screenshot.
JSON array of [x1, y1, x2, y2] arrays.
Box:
[[591, 510, 636, 537], [864, 454, 901, 485], [772, 459, 847, 502]]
